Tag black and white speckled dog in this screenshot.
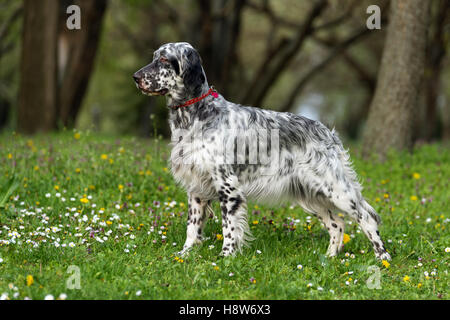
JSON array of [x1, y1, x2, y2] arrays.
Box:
[[133, 42, 391, 261]]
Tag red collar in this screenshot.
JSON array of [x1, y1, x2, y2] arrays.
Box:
[[170, 87, 219, 110]]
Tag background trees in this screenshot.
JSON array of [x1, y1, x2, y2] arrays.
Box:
[[362, 0, 431, 159], [0, 0, 449, 156]]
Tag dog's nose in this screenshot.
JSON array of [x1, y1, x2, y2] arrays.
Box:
[[133, 73, 140, 83]]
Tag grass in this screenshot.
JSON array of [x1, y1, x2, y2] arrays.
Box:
[[0, 130, 448, 300]]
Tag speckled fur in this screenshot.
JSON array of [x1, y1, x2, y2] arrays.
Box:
[[133, 42, 391, 260]]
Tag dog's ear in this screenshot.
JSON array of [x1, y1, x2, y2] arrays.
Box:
[[182, 48, 206, 96], [168, 56, 180, 75]]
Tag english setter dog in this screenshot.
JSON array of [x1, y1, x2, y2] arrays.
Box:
[[133, 42, 391, 261]]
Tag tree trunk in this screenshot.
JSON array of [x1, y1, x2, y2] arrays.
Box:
[[194, 0, 245, 97], [422, 0, 449, 141], [17, 0, 59, 134], [362, 0, 430, 159], [58, 0, 108, 128]]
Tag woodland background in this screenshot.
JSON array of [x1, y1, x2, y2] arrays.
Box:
[[0, 0, 449, 158]]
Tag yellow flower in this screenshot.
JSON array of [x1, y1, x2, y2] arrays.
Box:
[[80, 198, 89, 204], [216, 234, 223, 241], [375, 197, 381, 202], [7, 153, 13, 159], [54, 185, 59, 191], [403, 275, 410, 282], [101, 154, 108, 160], [75, 168, 81, 173], [214, 266, 219, 271], [252, 220, 259, 225], [163, 167, 169, 173], [109, 158, 114, 164], [410, 196, 418, 201], [417, 283, 422, 288], [106, 221, 112, 225], [118, 184, 124, 190], [26, 275, 34, 287], [382, 260, 390, 268], [74, 132, 81, 140], [34, 165, 40, 171], [383, 193, 389, 199], [412, 173, 420, 179], [343, 233, 351, 244]]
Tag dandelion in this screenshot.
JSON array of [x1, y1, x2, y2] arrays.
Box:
[[216, 234, 223, 241], [26, 275, 34, 287], [410, 196, 418, 201], [74, 132, 81, 140], [382, 260, 390, 268], [80, 198, 89, 204], [7, 153, 13, 159], [417, 283, 422, 289], [343, 233, 350, 244], [412, 173, 421, 179], [403, 275, 410, 282], [101, 154, 108, 160]]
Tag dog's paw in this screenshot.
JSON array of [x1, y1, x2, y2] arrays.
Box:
[[177, 246, 192, 257], [376, 251, 392, 261]]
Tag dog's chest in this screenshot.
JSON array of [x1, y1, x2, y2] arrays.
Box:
[[169, 132, 217, 197]]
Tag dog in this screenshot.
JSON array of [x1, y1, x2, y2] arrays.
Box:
[[133, 42, 391, 261]]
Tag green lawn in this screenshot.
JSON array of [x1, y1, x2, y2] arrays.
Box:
[[0, 131, 448, 300]]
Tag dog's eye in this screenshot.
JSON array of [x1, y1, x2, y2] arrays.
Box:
[[159, 57, 169, 63]]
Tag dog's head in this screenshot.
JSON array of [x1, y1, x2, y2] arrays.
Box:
[[133, 42, 208, 103]]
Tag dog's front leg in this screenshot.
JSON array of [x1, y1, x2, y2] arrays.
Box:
[[216, 178, 252, 256], [178, 194, 208, 256]]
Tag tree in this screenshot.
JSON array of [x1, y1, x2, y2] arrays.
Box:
[[17, 0, 59, 133], [362, 0, 431, 159], [58, 0, 108, 127]]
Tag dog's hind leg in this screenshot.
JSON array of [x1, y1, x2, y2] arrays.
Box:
[[331, 193, 391, 261], [303, 205, 345, 257], [178, 194, 209, 256], [321, 209, 345, 257]]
